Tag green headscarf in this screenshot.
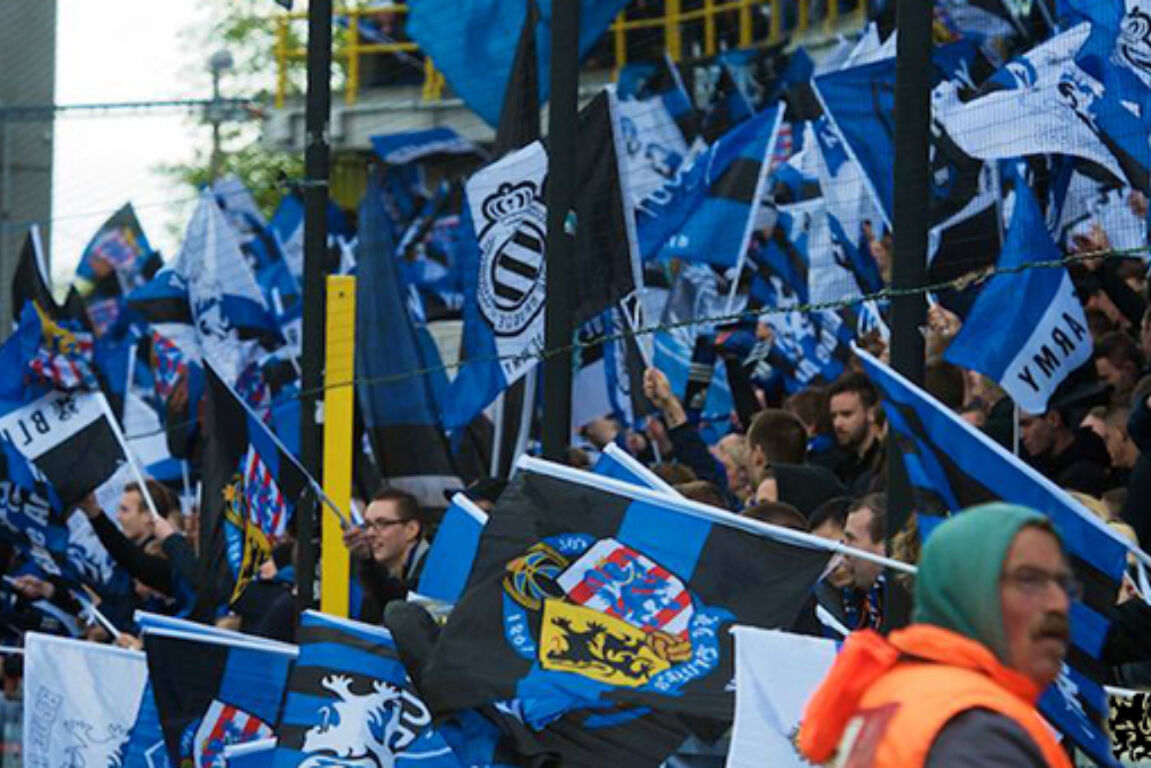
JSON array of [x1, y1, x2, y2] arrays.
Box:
[[913, 503, 1049, 662]]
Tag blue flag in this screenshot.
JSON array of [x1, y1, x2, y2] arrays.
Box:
[[747, 208, 851, 394], [418, 494, 489, 605], [856, 347, 1130, 767], [145, 628, 296, 768], [121, 613, 296, 768], [945, 177, 1092, 414], [73, 203, 161, 336], [593, 443, 678, 494], [407, 0, 630, 127], [637, 105, 784, 267], [371, 127, 483, 166], [355, 174, 462, 508], [275, 611, 464, 767], [814, 42, 982, 228], [422, 457, 829, 737]]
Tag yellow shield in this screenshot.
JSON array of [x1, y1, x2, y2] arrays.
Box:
[[539, 599, 671, 687]]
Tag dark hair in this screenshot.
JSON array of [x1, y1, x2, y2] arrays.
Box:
[[746, 409, 808, 465], [370, 488, 422, 529], [123, 480, 177, 517], [743, 501, 809, 532], [784, 387, 832, 435], [652, 463, 697, 486], [925, 360, 966, 412], [828, 371, 878, 409], [1096, 330, 1144, 373], [849, 492, 888, 544], [808, 496, 852, 532], [675, 480, 726, 508]]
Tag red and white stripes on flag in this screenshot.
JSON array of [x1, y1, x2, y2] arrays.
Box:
[[242, 445, 289, 539]]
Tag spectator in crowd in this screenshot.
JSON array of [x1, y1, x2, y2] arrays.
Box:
[[76, 482, 198, 600], [823, 372, 885, 493], [710, 434, 752, 501], [745, 409, 808, 480], [743, 501, 808, 531], [1095, 330, 1145, 406], [784, 386, 836, 463], [800, 504, 1074, 767], [839, 493, 909, 632], [344, 489, 429, 623], [644, 366, 740, 508], [1019, 387, 1112, 496]]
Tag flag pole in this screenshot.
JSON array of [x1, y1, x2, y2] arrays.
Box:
[[96, 392, 164, 522], [299, 0, 334, 615], [540, 0, 580, 461], [71, 588, 121, 641]]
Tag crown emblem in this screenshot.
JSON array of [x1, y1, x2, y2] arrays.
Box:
[[482, 181, 538, 224]]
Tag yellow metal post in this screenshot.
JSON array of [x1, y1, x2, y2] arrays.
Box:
[[827, 0, 840, 32], [321, 275, 356, 617], [740, 0, 755, 47], [798, 0, 810, 34], [769, 0, 782, 42], [613, 12, 627, 82], [275, 18, 289, 109], [346, 10, 360, 105], [666, 0, 683, 61]]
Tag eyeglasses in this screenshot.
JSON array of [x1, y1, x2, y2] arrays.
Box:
[[1002, 566, 1083, 601], [364, 517, 410, 532]]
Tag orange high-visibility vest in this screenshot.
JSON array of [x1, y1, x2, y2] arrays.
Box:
[[799, 625, 1071, 768]]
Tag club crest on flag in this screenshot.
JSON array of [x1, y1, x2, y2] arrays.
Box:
[[1118, 0, 1151, 86], [220, 462, 273, 603], [297, 675, 432, 768], [475, 180, 547, 339], [502, 534, 728, 693], [180, 700, 273, 768]]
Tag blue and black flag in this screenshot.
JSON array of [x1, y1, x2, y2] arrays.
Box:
[[637, 104, 783, 269], [420, 458, 829, 745], [857, 347, 1131, 767], [355, 173, 463, 509], [196, 365, 309, 617], [275, 611, 467, 767], [73, 203, 162, 336], [145, 628, 295, 768]]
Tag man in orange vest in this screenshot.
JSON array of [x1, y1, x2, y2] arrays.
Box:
[[799, 503, 1075, 767]]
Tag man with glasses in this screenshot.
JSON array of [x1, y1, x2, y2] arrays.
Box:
[[799, 503, 1074, 767], [344, 489, 429, 622]]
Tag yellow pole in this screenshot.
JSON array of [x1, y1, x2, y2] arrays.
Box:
[[769, 0, 782, 43], [321, 275, 356, 617], [613, 12, 627, 83], [666, 0, 683, 62], [798, 0, 810, 35], [827, 0, 839, 32], [740, 0, 754, 47], [346, 10, 360, 105]]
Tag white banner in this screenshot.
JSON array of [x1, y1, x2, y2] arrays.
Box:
[[726, 626, 837, 768], [23, 632, 148, 768], [0, 391, 106, 460]]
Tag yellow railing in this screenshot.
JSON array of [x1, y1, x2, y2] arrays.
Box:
[[273, 0, 868, 109]]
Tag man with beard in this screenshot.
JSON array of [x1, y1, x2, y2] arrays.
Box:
[[824, 372, 885, 493], [799, 504, 1074, 767]]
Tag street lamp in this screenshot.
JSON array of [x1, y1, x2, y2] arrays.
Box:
[[207, 49, 234, 181]]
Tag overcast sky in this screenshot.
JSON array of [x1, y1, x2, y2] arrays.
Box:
[[52, 0, 213, 285]]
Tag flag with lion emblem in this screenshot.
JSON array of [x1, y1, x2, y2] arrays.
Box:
[[420, 456, 829, 753], [274, 611, 465, 768]]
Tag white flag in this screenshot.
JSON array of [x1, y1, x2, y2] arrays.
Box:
[[466, 142, 549, 387], [23, 632, 148, 768], [726, 626, 837, 768]]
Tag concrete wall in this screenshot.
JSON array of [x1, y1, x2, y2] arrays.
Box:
[[0, 0, 57, 336]]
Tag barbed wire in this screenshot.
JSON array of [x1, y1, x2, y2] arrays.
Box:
[[117, 244, 1149, 442]]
